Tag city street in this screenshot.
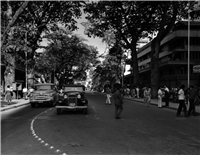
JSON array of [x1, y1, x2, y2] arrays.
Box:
[[1, 92, 200, 155]]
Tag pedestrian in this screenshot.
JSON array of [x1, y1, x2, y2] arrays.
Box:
[[144, 86, 151, 106], [28, 87, 34, 98], [131, 87, 136, 99], [22, 87, 28, 100], [188, 86, 198, 116], [176, 85, 188, 117], [113, 83, 123, 119], [105, 87, 111, 105], [158, 87, 163, 108], [164, 86, 170, 107], [136, 86, 140, 98], [5, 85, 12, 105]]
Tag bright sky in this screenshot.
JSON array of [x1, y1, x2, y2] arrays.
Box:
[[74, 14, 107, 56]]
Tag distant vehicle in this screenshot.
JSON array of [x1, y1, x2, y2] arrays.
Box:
[[56, 84, 88, 115], [29, 83, 58, 108]]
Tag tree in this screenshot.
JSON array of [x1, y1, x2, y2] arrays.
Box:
[[84, 1, 158, 86], [148, 1, 198, 98], [1, 1, 29, 48], [1, 1, 84, 88], [35, 28, 100, 87]]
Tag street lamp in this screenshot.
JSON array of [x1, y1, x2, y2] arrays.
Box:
[[25, 31, 28, 89], [186, 1, 200, 88], [188, 6, 191, 89]]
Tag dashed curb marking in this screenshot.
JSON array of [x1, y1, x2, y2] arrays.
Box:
[[30, 108, 67, 155]]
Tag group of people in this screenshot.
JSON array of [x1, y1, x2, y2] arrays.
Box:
[[122, 86, 140, 98], [176, 85, 199, 117], [3, 85, 35, 105], [105, 84, 199, 119]]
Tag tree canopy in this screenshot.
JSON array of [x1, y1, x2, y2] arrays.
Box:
[[35, 27, 100, 87]]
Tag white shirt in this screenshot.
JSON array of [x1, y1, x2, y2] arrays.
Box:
[[23, 88, 28, 93], [158, 89, 162, 97], [178, 89, 185, 100], [165, 87, 169, 92]]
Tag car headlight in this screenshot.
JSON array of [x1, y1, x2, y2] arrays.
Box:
[[48, 93, 53, 97], [77, 94, 81, 99], [64, 95, 68, 99], [59, 93, 64, 96]]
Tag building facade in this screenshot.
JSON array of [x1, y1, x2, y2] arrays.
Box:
[[124, 21, 200, 88]]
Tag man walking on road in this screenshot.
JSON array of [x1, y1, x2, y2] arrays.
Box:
[[176, 85, 188, 117], [188, 86, 198, 116], [113, 83, 123, 119], [164, 86, 170, 107]]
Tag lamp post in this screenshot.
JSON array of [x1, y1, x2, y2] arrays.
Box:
[[186, 1, 200, 88], [25, 31, 28, 89], [188, 7, 191, 89]]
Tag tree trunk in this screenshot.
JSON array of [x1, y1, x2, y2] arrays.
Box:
[[28, 69, 35, 88], [150, 39, 160, 98], [1, 1, 29, 48], [130, 45, 139, 86], [4, 54, 15, 90]]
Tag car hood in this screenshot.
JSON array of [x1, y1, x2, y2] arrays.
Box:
[[32, 90, 55, 94]]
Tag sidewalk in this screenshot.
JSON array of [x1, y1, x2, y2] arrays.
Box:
[[0, 99, 30, 112], [123, 96, 200, 114]]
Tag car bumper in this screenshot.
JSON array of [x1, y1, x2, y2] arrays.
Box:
[[30, 99, 53, 104], [56, 106, 87, 109]]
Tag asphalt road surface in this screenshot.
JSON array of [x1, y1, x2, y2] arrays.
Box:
[[1, 92, 200, 155]]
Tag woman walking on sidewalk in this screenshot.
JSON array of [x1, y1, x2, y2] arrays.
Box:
[[158, 87, 163, 108], [5, 85, 12, 105]]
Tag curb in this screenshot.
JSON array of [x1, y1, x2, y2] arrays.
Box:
[[124, 97, 177, 110], [124, 97, 200, 115], [0, 101, 30, 112]]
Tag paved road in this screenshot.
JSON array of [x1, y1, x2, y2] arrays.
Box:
[[1, 92, 200, 155]]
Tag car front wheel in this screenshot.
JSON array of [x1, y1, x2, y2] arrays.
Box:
[[57, 108, 61, 115], [83, 108, 87, 114], [31, 103, 35, 108]]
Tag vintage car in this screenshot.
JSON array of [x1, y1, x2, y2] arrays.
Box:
[[29, 83, 58, 108], [56, 84, 88, 115]]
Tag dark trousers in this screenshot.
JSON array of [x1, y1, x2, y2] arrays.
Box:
[[177, 100, 187, 116], [165, 97, 169, 106], [115, 104, 123, 118], [188, 99, 196, 115]]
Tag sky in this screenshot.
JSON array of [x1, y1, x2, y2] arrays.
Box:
[[73, 14, 107, 56], [37, 12, 107, 56]]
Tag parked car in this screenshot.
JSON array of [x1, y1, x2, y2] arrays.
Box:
[[56, 84, 88, 115], [29, 83, 58, 108]]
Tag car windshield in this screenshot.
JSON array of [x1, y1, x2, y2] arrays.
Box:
[[36, 85, 53, 90], [64, 87, 83, 92]]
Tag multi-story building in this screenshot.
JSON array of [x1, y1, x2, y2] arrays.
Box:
[[124, 21, 200, 88]]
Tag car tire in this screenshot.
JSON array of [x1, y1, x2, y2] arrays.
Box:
[[49, 101, 54, 107], [57, 108, 61, 115], [31, 103, 35, 108], [83, 108, 87, 114]]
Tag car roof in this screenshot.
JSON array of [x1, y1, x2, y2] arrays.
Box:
[[63, 84, 85, 87]]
